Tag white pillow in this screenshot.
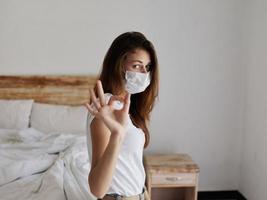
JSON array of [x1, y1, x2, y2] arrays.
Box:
[[30, 102, 88, 134], [0, 99, 34, 129]]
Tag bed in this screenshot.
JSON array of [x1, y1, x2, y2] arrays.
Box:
[[0, 75, 98, 200]]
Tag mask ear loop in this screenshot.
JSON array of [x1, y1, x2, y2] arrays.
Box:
[[121, 53, 128, 77], [122, 68, 127, 81], [122, 68, 127, 94]]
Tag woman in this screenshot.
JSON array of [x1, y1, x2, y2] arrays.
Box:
[[85, 31, 159, 200]]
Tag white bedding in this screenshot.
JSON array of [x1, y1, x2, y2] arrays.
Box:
[[0, 128, 96, 200]]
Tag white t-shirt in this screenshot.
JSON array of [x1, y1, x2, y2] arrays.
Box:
[[86, 93, 146, 196]]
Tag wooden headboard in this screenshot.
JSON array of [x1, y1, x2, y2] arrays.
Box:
[[0, 75, 98, 105]]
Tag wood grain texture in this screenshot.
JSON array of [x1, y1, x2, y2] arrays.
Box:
[[144, 153, 200, 174], [0, 75, 98, 105]]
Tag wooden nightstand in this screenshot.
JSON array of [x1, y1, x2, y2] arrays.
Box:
[[144, 153, 200, 200]]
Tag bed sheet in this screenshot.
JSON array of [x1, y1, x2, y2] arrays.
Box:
[[0, 128, 96, 200]]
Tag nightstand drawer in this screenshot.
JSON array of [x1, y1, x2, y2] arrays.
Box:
[[151, 173, 196, 186]]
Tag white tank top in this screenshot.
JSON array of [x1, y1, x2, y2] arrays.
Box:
[[86, 93, 146, 196]]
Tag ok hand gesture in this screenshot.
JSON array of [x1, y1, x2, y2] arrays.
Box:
[[85, 80, 131, 135]]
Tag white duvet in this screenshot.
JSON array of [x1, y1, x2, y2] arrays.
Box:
[[0, 128, 96, 200]]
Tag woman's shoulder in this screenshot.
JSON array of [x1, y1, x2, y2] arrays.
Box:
[[103, 92, 113, 104], [90, 92, 113, 104]]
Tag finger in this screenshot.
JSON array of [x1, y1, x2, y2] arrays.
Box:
[[122, 92, 131, 113], [89, 88, 101, 110], [96, 80, 105, 106], [84, 103, 98, 115]]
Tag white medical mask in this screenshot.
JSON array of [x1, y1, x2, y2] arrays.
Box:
[[124, 70, 151, 94]]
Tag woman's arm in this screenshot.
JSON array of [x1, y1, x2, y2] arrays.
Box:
[[85, 80, 130, 198], [88, 118, 124, 198]]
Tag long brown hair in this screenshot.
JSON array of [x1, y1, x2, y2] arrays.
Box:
[[97, 31, 159, 148]]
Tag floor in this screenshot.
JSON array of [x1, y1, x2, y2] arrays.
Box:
[[198, 191, 247, 200]]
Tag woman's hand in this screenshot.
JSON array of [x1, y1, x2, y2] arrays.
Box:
[[85, 80, 131, 137]]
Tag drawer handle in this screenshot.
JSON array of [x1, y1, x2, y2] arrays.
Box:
[[165, 177, 182, 182]]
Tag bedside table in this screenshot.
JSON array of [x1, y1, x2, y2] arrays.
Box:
[[144, 153, 200, 200]]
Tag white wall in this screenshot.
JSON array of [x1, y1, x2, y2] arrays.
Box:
[[0, 0, 244, 191], [239, 0, 267, 199]]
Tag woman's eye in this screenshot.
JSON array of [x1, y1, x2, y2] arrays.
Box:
[[133, 65, 141, 69], [131, 64, 151, 71], [146, 65, 151, 71]]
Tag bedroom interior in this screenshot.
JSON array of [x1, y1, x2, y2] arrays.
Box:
[[1, 0, 267, 200], [0, 75, 244, 200]]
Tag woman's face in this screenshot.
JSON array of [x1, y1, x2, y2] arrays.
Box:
[[124, 48, 151, 73]]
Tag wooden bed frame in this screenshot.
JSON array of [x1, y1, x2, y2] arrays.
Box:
[[0, 75, 98, 105]]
